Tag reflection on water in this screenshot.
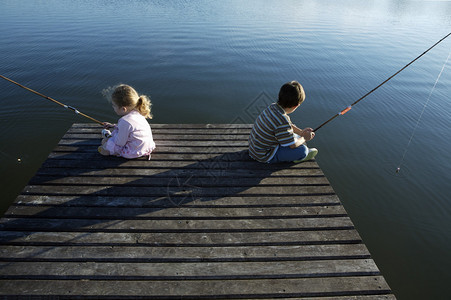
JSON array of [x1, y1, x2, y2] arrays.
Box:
[[1, 0, 451, 299]]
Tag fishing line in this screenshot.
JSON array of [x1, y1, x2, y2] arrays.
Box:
[[0, 74, 103, 125], [313, 32, 451, 132], [395, 50, 451, 174]]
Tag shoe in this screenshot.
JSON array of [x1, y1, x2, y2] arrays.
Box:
[[294, 148, 318, 163], [98, 146, 110, 156]]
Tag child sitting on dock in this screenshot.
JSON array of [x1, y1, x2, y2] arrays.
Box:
[[248, 80, 317, 163], [98, 84, 156, 159]]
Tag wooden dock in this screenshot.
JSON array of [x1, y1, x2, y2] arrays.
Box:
[[0, 123, 395, 299]]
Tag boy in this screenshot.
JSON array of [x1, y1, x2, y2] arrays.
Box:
[[248, 81, 318, 163]]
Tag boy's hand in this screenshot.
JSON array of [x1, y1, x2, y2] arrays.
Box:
[[301, 128, 315, 141]]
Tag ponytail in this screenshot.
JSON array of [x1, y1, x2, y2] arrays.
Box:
[[136, 95, 152, 119]]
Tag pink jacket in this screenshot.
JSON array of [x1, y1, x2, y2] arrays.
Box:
[[104, 110, 156, 159]]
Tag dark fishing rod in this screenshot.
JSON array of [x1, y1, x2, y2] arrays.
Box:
[[0, 74, 103, 125], [313, 32, 451, 132]]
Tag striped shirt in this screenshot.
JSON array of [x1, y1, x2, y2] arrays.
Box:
[[248, 103, 295, 162]]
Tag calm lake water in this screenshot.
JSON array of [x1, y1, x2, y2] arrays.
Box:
[[1, 0, 451, 298]]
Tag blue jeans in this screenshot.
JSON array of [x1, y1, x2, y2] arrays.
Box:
[[269, 144, 309, 163]]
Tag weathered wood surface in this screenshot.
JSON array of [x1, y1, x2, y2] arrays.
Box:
[[0, 123, 395, 299]]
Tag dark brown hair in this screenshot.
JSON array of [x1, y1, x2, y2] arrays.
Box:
[[277, 81, 305, 108]]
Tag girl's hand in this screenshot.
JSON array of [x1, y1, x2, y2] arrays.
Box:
[[102, 122, 116, 129]]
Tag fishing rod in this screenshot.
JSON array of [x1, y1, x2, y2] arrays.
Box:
[[313, 32, 451, 132], [0, 74, 104, 125]]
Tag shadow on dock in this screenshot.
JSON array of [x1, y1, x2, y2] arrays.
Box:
[[0, 147, 318, 244]]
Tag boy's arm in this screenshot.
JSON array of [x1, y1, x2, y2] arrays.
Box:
[[292, 124, 303, 136]]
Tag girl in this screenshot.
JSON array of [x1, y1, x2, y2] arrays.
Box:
[[98, 84, 156, 159]]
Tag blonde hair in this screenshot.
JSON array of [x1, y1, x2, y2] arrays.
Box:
[[104, 84, 152, 119]]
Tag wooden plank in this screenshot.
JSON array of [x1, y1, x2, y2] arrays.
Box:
[[0, 217, 353, 232], [63, 133, 251, 140], [4, 205, 347, 219], [39, 158, 320, 169], [68, 123, 253, 129], [20, 185, 336, 198], [0, 123, 395, 298], [47, 151, 260, 160], [0, 259, 381, 278], [12, 194, 342, 207], [67, 128, 253, 135], [34, 166, 324, 177], [58, 139, 250, 147], [27, 175, 330, 186], [53, 145, 250, 153], [0, 230, 362, 246], [0, 244, 372, 261], [0, 277, 391, 297]]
